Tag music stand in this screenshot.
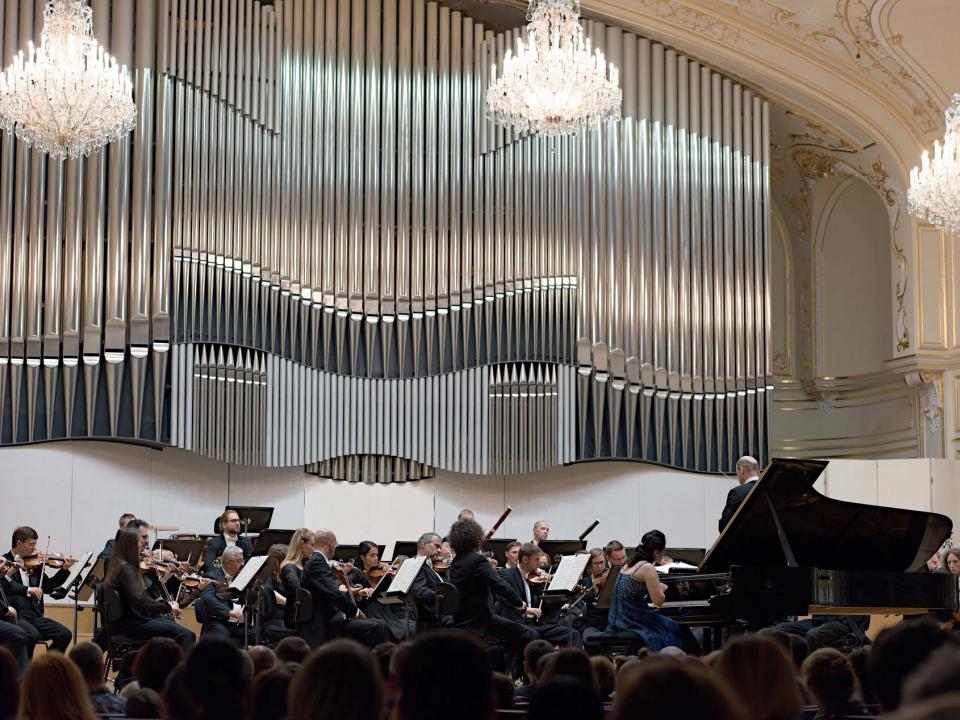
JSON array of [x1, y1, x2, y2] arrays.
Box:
[[391, 541, 420, 561], [152, 539, 207, 566], [384, 556, 429, 640], [538, 540, 587, 565], [596, 564, 623, 609], [481, 539, 519, 566], [224, 506, 274, 534], [49, 552, 94, 647], [230, 555, 273, 649], [252, 529, 295, 555], [332, 544, 386, 564]]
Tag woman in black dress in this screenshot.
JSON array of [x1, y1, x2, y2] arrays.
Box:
[[279, 528, 315, 630], [348, 541, 407, 642], [103, 527, 195, 651]]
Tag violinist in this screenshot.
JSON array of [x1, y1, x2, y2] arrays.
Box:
[[0, 558, 32, 676], [279, 528, 315, 630], [197, 546, 255, 647], [497, 543, 574, 647], [4, 526, 75, 653], [347, 541, 407, 643], [103, 526, 195, 651], [580, 548, 611, 642], [260, 544, 295, 642], [97, 513, 136, 567], [408, 532, 454, 632]]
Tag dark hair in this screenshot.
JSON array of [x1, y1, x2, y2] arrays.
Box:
[[183, 638, 252, 720], [714, 635, 800, 720], [124, 687, 162, 718], [506, 541, 522, 554], [628, 530, 666, 566], [288, 639, 382, 720], [524, 639, 555, 682], [275, 636, 310, 665], [162, 663, 198, 720], [848, 648, 874, 705], [902, 645, 960, 705], [128, 518, 150, 530], [105, 527, 144, 590], [119, 513, 136, 528], [397, 632, 491, 720], [0, 646, 19, 719], [802, 648, 858, 710], [590, 656, 616, 700], [448, 520, 484, 555], [133, 637, 185, 692], [788, 634, 809, 671], [529, 679, 603, 720], [519, 542, 543, 563], [68, 641, 105, 685], [372, 642, 397, 680], [355, 541, 380, 570], [250, 666, 293, 720], [491, 672, 515, 711], [11, 526, 37, 548], [869, 620, 954, 711], [613, 656, 743, 720], [539, 649, 594, 687], [945, 549, 960, 570], [247, 646, 276, 678]]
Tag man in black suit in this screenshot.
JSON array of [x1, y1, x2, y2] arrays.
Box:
[[4, 526, 74, 653], [408, 532, 454, 632], [497, 543, 578, 647], [448, 519, 537, 663], [300, 528, 387, 648], [718, 456, 762, 532], [203, 510, 254, 575], [97, 513, 136, 566], [197, 546, 255, 646], [0, 562, 33, 676]]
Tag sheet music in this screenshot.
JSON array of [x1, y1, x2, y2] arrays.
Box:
[[56, 552, 93, 592], [545, 554, 591, 593], [385, 556, 428, 596], [655, 561, 698, 574], [231, 555, 270, 592]]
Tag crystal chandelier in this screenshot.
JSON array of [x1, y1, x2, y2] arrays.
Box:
[[486, 0, 621, 136], [908, 93, 960, 233], [0, 0, 136, 160]]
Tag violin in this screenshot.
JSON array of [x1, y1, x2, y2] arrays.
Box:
[[24, 552, 71, 570], [526, 568, 553, 585], [366, 562, 394, 583]]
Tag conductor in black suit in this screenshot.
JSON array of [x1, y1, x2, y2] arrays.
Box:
[[203, 510, 254, 575], [300, 529, 387, 649], [718, 456, 761, 533], [408, 532, 454, 632], [448, 519, 537, 660]]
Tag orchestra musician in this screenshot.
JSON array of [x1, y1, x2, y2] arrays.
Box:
[[497, 543, 577, 647], [197, 546, 255, 647], [280, 528, 315, 630], [0, 560, 32, 676], [532, 521, 550, 546], [347, 541, 407, 643], [97, 513, 136, 565], [718, 456, 761, 532], [300, 529, 388, 649], [203, 510, 254, 574], [103, 527, 195, 652], [447, 519, 537, 663], [4, 526, 75, 653], [259, 544, 294, 643], [457, 509, 476, 523], [604, 540, 627, 566], [503, 542, 522, 570], [408, 532, 454, 632]]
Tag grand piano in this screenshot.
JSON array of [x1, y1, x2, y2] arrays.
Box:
[[658, 459, 958, 640]]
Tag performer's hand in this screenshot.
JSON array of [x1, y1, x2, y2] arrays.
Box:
[[2, 565, 15, 578], [358, 588, 374, 599], [168, 602, 182, 617], [354, 610, 367, 620], [228, 608, 244, 622], [27, 587, 43, 600], [524, 606, 542, 620], [63, 556, 77, 569], [274, 591, 287, 606], [5, 607, 15, 619]]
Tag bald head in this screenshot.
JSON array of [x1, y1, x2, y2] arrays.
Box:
[[735, 456, 760, 484]]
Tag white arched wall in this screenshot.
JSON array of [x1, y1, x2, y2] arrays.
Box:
[[814, 177, 893, 377]]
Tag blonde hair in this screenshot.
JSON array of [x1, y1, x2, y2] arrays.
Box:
[[282, 528, 315, 567], [19, 652, 98, 720]]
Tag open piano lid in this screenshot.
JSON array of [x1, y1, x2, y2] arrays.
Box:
[[699, 459, 952, 575]]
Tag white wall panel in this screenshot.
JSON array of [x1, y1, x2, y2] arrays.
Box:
[[3, 444, 75, 552], [931, 459, 959, 538], [877, 458, 930, 512], [823, 459, 878, 505]]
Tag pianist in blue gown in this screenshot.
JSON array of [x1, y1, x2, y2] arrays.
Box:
[[606, 530, 687, 652]]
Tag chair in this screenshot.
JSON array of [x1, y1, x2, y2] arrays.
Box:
[[294, 587, 313, 632], [95, 585, 145, 687]]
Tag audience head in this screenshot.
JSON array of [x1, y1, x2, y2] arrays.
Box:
[[132, 637, 185, 692], [288, 639, 382, 720], [629, 530, 667, 566], [491, 672, 515, 711], [714, 635, 800, 720], [250, 665, 293, 720], [847, 647, 873, 705], [275, 636, 311, 665], [160, 663, 197, 720], [614, 656, 744, 720], [902, 645, 960, 706], [0, 646, 18, 720], [19, 652, 97, 720], [247, 645, 277, 677], [887, 693, 960, 720], [736, 455, 760, 483], [538, 648, 594, 687], [372, 642, 397, 681], [523, 639, 555, 684], [590, 655, 616, 700], [869, 620, 954, 711], [124, 687, 162, 718], [528, 679, 602, 720], [755, 628, 793, 663], [448, 520, 485, 555], [396, 631, 491, 720], [183, 638, 252, 720], [604, 540, 627, 565], [801, 648, 858, 710], [68, 642, 106, 689]]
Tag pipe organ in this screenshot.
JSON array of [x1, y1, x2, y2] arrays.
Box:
[[0, 0, 769, 479]]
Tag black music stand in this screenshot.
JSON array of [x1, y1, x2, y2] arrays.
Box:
[[224, 506, 274, 534], [151, 539, 207, 566], [596, 564, 623, 609], [538, 540, 587, 566], [481, 539, 519, 566], [390, 542, 420, 561], [230, 555, 273, 649], [253, 530, 296, 555], [332, 544, 386, 564]]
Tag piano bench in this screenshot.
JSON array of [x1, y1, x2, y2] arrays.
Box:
[[584, 632, 646, 658]]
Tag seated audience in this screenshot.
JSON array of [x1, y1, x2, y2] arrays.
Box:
[[801, 648, 862, 719], [159, 663, 197, 720], [516, 638, 555, 702], [182, 638, 252, 720], [613, 656, 744, 720], [528, 679, 604, 720], [18, 652, 98, 720], [275, 635, 311, 665], [868, 620, 955, 713], [133, 636, 185, 692], [590, 655, 616, 701], [124, 687, 162, 718], [492, 671, 516, 710], [887, 693, 960, 720], [250, 665, 294, 720], [902, 645, 960, 705], [538, 648, 594, 687], [68, 641, 126, 716], [0, 646, 18, 720], [714, 635, 801, 720], [372, 641, 397, 681], [288, 638, 383, 720], [847, 647, 874, 705], [247, 645, 277, 676]]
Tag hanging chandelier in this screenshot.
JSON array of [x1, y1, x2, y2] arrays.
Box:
[[486, 0, 621, 136], [908, 93, 960, 233], [0, 0, 136, 160]]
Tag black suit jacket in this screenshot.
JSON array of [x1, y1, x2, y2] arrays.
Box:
[[203, 535, 254, 575], [2, 551, 68, 618], [409, 561, 452, 630], [450, 551, 524, 631], [718, 480, 757, 532], [197, 567, 239, 628], [497, 565, 532, 623], [300, 552, 358, 647]]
